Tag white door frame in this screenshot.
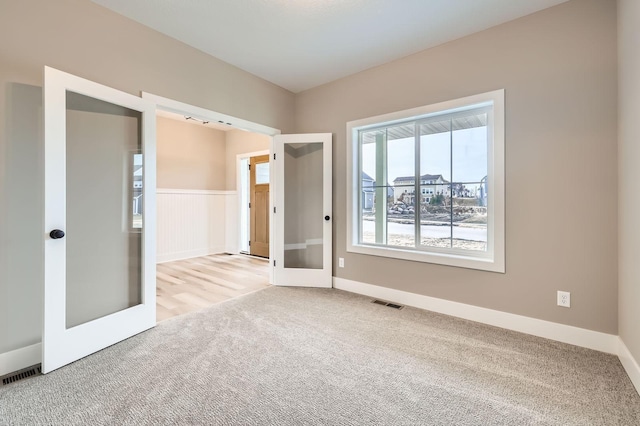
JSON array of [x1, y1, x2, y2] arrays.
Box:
[[236, 150, 270, 255], [141, 93, 280, 284]]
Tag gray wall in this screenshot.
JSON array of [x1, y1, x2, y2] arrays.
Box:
[[618, 0, 640, 364], [1, 83, 44, 354], [295, 0, 618, 333], [0, 0, 294, 356]]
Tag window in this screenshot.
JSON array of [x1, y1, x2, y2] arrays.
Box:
[[346, 90, 504, 272], [255, 161, 270, 184], [131, 152, 143, 230]]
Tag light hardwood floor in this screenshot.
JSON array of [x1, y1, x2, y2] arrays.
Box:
[[156, 254, 270, 322]]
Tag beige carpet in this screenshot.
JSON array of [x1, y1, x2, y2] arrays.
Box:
[[1, 287, 639, 425]]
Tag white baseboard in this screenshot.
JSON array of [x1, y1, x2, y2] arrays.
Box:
[[333, 277, 619, 355], [618, 338, 640, 395], [157, 247, 226, 264], [0, 343, 42, 376]]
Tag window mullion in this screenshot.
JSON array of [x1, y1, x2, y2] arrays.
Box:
[[358, 131, 364, 244], [414, 123, 420, 248], [449, 118, 453, 248], [374, 131, 387, 245]]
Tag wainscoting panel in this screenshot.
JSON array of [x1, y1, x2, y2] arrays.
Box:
[[157, 189, 236, 263], [225, 193, 239, 254]]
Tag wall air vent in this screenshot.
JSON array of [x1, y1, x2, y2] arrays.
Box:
[[1, 365, 41, 386], [371, 299, 404, 310]]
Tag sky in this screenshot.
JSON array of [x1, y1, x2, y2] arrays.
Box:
[[362, 127, 488, 187]]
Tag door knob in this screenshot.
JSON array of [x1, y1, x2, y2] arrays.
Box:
[[324, 215, 331, 221], [49, 229, 65, 239]]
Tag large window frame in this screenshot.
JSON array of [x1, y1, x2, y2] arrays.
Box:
[[346, 90, 505, 273]]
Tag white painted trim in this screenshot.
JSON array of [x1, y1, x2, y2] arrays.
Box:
[[157, 247, 226, 264], [619, 338, 640, 395], [236, 150, 270, 255], [0, 343, 42, 376], [269, 139, 275, 285], [157, 188, 235, 195], [141, 92, 281, 137], [333, 277, 619, 354]]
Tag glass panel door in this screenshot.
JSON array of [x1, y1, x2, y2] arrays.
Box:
[[65, 92, 143, 328], [43, 67, 156, 373], [273, 134, 332, 287], [283, 142, 324, 269]]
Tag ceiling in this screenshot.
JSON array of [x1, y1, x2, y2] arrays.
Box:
[[91, 0, 569, 93]]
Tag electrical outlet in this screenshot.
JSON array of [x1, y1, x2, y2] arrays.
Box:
[[338, 257, 344, 268], [557, 291, 571, 308]]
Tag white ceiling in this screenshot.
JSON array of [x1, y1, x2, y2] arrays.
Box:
[[92, 0, 569, 93]]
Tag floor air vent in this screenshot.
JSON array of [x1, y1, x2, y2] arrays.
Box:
[[372, 299, 404, 310], [1, 365, 41, 386]]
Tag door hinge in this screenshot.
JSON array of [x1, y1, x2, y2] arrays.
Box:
[[273, 260, 276, 267], [248, 241, 251, 246], [273, 153, 276, 160], [248, 164, 251, 170], [273, 207, 276, 213], [249, 202, 251, 208]]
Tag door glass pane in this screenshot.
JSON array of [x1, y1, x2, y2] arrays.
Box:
[[65, 91, 142, 329], [284, 142, 323, 269], [255, 161, 269, 184]]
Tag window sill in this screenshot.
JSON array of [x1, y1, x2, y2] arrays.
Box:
[[347, 243, 505, 273]]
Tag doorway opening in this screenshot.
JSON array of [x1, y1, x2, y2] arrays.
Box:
[[142, 92, 279, 321], [238, 151, 270, 258]]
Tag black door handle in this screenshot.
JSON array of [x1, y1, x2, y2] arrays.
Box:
[[50, 229, 65, 239], [324, 216, 330, 221]]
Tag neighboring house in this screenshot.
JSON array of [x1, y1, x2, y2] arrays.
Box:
[[133, 164, 143, 215], [361, 172, 375, 211], [393, 174, 450, 205], [362, 172, 394, 211]]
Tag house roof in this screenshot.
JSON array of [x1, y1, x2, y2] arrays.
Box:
[[362, 172, 375, 182], [393, 174, 449, 184]]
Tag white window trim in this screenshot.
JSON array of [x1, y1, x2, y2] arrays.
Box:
[[346, 89, 505, 273]]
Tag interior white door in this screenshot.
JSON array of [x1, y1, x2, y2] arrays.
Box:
[[272, 133, 332, 287], [43, 67, 156, 373]]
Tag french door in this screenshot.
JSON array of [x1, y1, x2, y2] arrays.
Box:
[[272, 133, 332, 288], [42, 67, 156, 373]]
